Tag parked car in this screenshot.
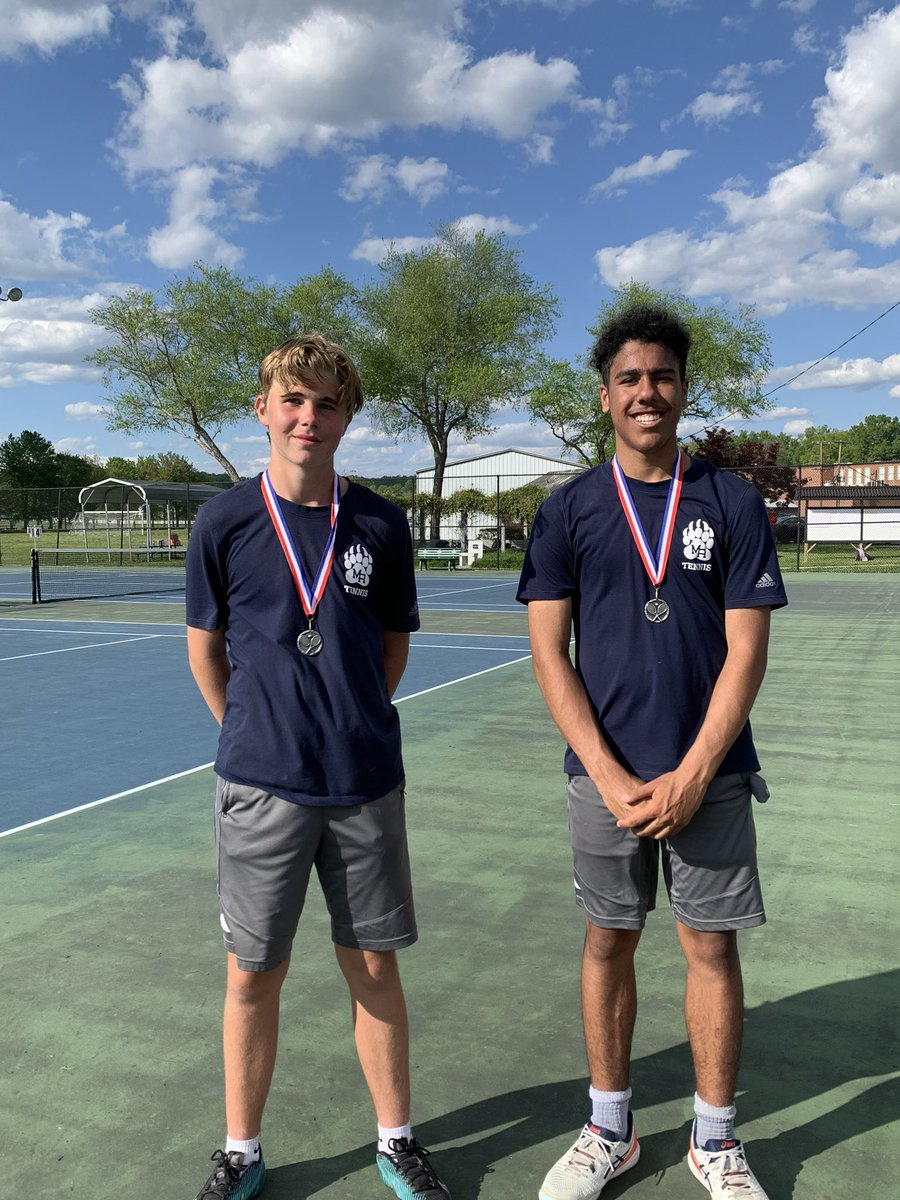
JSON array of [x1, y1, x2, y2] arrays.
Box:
[[774, 515, 806, 543]]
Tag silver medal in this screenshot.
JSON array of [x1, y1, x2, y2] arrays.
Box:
[[297, 628, 324, 656], [643, 596, 670, 623]]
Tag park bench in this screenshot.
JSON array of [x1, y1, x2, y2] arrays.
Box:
[[416, 547, 460, 570]]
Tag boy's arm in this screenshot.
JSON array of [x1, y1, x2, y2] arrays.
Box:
[[383, 630, 410, 698], [187, 625, 230, 725], [528, 598, 644, 821]]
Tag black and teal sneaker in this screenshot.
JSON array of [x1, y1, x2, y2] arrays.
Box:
[[194, 1148, 266, 1200], [376, 1137, 451, 1200]]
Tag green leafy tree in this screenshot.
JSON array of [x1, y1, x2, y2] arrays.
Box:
[[0, 430, 58, 489], [447, 487, 490, 547], [0, 432, 97, 527], [529, 282, 772, 465], [88, 262, 359, 482], [358, 225, 558, 534], [498, 484, 546, 536], [528, 356, 612, 467], [412, 492, 448, 545], [844, 414, 900, 463]]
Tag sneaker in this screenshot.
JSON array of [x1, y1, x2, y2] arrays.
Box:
[[687, 1125, 769, 1198], [538, 1115, 640, 1200], [376, 1136, 451, 1200], [194, 1148, 266, 1200]]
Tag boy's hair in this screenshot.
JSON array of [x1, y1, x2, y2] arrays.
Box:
[[589, 304, 691, 385], [258, 334, 364, 416]]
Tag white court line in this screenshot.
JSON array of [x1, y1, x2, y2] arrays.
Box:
[[0, 626, 185, 638], [0, 762, 215, 840], [412, 642, 528, 652], [0, 646, 534, 839], [418, 580, 515, 599], [396, 652, 533, 703], [0, 634, 161, 663], [0, 617, 186, 629]]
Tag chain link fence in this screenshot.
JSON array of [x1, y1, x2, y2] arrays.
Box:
[[0, 484, 221, 566], [410, 465, 900, 571]]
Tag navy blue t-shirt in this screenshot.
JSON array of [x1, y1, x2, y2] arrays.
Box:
[[186, 476, 420, 806], [517, 458, 787, 780]]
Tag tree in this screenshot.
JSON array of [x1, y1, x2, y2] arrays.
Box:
[[0, 430, 59, 489], [448, 487, 490, 548], [528, 356, 613, 466], [358, 225, 558, 531], [528, 282, 773, 465], [688, 428, 801, 506], [844, 414, 900, 463], [498, 484, 546, 536], [88, 262, 359, 482], [0, 432, 98, 528]]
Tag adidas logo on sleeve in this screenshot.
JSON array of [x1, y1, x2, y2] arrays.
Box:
[[755, 572, 777, 589]]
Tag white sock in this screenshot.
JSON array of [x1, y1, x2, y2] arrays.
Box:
[[589, 1085, 631, 1140], [224, 1135, 261, 1166], [378, 1123, 413, 1153], [693, 1093, 737, 1146]]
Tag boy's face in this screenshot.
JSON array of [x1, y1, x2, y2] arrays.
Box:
[[599, 339, 686, 467], [254, 373, 351, 473]]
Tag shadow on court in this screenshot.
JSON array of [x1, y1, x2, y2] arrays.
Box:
[[260, 969, 898, 1199]]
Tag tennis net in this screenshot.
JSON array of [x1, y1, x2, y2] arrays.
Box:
[[31, 546, 187, 603]]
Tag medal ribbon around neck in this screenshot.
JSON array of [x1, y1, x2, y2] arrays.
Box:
[[611, 451, 685, 589], [260, 470, 341, 620]]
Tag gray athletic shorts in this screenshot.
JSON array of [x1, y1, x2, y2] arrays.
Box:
[[567, 771, 769, 932], [214, 776, 418, 971]]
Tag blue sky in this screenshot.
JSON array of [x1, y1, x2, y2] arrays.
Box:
[[2, 0, 899, 478]]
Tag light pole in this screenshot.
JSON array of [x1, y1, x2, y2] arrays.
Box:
[[0, 285, 23, 302]]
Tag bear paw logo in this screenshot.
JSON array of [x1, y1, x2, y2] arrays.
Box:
[[682, 519, 714, 561], [344, 544, 373, 586]]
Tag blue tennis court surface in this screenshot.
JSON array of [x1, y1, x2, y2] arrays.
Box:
[[0, 574, 527, 835]]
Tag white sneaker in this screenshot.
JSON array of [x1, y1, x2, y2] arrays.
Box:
[[539, 1117, 640, 1200], [687, 1125, 769, 1198]]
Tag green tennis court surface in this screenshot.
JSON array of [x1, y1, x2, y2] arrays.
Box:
[[1, 573, 897, 1198]]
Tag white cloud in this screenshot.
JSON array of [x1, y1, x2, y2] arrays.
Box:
[[0, 287, 122, 389], [54, 435, 103, 455], [776, 353, 900, 391], [0, 196, 106, 281], [0, 1, 111, 58], [108, 2, 585, 267], [781, 0, 817, 13], [351, 235, 438, 264], [592, 149, 692, 196], [350, 213, 537, 263], [793, 24, 820, 55], [114, 5, 580, 178], [686, 90, 760, 125], [341, 155, 451, 206], [65, 401, 109, 420], [146, 164, 244, 269], [767, 406, 813, 419], [783, 420, 814, 434], [595, 6, 900, 310]]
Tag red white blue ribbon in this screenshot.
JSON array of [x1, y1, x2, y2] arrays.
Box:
[[260, 470, 340, 618], [611, 452, 685, 587]]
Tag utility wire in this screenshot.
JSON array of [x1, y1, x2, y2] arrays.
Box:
[[691, 298, 900, 439]]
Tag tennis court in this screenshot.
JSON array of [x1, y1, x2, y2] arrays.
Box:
[[1, 571, 897, 1199]]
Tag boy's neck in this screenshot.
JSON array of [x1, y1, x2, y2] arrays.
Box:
[[266, 459, 339, 506], [614, 442, 687, 483]]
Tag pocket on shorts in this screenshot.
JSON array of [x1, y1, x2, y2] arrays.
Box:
[[746, 771, 769, 804], [216, 777, 239, 816]]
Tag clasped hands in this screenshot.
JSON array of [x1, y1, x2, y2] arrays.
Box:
[[603, 770, 708, 841]]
